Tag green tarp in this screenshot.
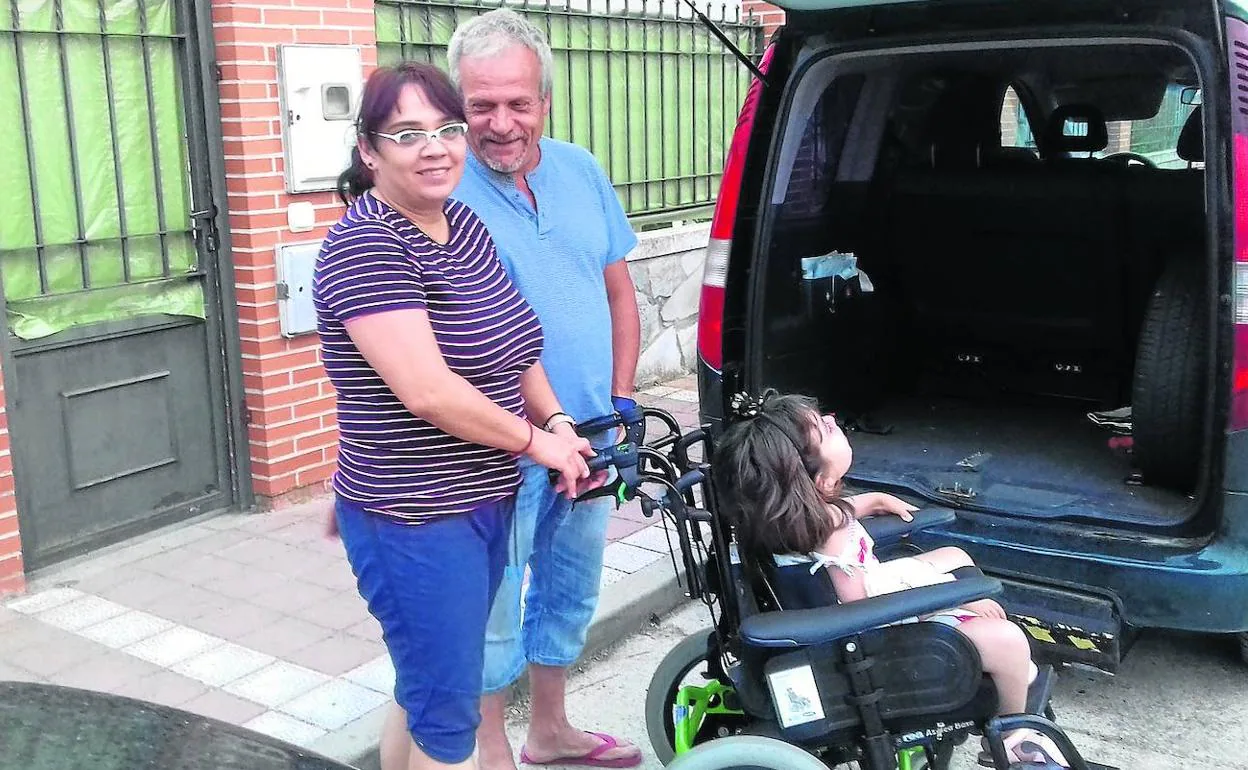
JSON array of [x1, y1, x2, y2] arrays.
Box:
[[0, 0, 205, 340]]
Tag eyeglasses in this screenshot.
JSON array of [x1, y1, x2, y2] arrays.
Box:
[[371, 122, 468, 149]]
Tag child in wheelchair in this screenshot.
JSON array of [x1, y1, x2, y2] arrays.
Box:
[[714, 390, 1067, 768]]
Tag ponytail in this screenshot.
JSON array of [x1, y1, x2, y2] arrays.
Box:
[[337, 144, 375, 204]]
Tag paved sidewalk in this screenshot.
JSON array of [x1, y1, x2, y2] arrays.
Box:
[[0, 377, 702, 763]]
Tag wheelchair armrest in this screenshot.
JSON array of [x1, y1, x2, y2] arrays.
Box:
[[740, 576, 1002, 649], [860, 506, 956, 546]]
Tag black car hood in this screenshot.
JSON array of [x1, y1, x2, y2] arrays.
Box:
[[0, 682, 355, 770]]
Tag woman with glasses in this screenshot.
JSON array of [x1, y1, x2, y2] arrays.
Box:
[[313, 62, 597, 770]]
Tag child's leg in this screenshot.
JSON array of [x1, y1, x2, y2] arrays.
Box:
[[957, 617, 1031, 715], [912, 546, 974, 574], [958, 618, 1066, 765]]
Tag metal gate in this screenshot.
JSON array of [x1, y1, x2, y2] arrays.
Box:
[[0, 0, 246, 567]]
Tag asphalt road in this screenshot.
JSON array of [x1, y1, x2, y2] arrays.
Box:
[[502, 601, 1246, 769]]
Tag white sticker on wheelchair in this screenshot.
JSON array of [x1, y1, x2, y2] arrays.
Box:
[[766, 665, 825, 728]]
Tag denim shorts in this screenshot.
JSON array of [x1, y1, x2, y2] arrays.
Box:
[[482, 460, 614, 692], [335, 495, 513, 764]]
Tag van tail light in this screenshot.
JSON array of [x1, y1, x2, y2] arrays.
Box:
[[697, 43, 775, 372], [1231, 21, 1248, 429], [1233, 135, 1248, 429]]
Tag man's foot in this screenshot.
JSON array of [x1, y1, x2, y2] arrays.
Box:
[[477, 729, 519, 770], [519, 729, 642, 768]]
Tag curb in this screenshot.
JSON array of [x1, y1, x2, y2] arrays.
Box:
[[313, 557, 692, 769]]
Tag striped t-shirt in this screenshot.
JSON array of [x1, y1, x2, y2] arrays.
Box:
[[313, 192, 544, 523]]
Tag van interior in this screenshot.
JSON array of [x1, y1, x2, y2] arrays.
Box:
[[755, 41, 1211, 530]]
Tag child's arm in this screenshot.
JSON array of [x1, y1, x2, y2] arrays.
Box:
[[821, 527, 869, 603], [844, 492, 917, 521]]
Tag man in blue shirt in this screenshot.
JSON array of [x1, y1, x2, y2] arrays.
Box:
[[377, 9, 642, 770]]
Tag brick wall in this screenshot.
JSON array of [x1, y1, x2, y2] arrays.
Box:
[[212, 0, 376, 504], [0, 372, 22, 594], [742, 0, 784, 38]]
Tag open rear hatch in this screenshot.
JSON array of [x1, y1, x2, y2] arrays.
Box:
[[731, 0, 1225, 670]]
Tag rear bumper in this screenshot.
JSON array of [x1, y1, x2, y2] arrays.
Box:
[[909, 495, 1248, 634]]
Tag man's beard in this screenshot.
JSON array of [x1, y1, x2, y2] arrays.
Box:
[[481, 135, 531, 174]]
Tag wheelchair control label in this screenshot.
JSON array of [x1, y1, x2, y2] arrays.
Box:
[[766, 665, 825, 728]]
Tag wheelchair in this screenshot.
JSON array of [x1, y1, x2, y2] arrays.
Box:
[[574, 404, 1116, 770]]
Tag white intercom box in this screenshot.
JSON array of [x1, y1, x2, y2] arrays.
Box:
[[277, 44, 363, 194]]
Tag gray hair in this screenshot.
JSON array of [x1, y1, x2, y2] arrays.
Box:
[[447, 8, 554, 98]]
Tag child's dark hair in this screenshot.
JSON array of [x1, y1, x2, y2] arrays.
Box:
[[714, 391, 854, 556]]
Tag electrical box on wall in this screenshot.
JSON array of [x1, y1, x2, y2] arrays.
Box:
[[277, 44, 362, 194], [275, 241, 321, 337]]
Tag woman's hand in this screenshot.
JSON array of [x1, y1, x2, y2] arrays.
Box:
[[847, 492, 917, 521], [526, 423, 597, 499]]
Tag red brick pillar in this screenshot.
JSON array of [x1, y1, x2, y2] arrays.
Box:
[[742, 0, 785, 38], [212, 0, 377, 504], [0, 372, 22, 594]]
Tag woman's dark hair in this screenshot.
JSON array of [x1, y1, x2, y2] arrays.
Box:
[[337, 62, 468, 203], [714, 391, 855, 557]]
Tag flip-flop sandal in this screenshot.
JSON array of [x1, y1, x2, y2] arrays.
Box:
[[977, 735, 1069, 769], [519, 731, 642, 768]]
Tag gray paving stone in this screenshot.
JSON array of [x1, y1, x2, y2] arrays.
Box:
[[244, 711, 327, 745], [621, 524, 681, 555], [79, 609, 175, 649], [203, 569, 293, 602], [5, 587, 83, 615], [342, 655, 395, 694], [113, 669, 210, 709], [0, 660, 44, 683], [300, 593, 370, 631], [602, 541, 665, 574], [170, 642, 275, 687], [235, 615, 332, 658], [184, 528, 253, 556], [249, 581, 337, 615], [184, 602, 284, 641], [344, 617, 383, 644], [286, 633, 385, 676], [52, 652, 164, 692], [606, 516, 649, 541], [181, 688, 268, 725], [94, 572, 183, 609], [123, 626, 225, 667], [7, 629, 112, 677], [135, 586, 235, 624], [140, 552, 239, 586], [224, 661, 329, 708], [36, 595, 129, 632], [278, 679, 389, 731]]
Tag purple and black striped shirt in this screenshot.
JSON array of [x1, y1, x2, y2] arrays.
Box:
[[313, 192, 544, 523]]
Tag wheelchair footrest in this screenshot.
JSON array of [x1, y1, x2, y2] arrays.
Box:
[[1024, 664, 1055, 716]]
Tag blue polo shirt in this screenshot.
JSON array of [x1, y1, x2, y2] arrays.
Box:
[[454, 138, 638, 431]]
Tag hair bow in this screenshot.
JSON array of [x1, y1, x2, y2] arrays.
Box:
[[729, 391, 764, 419]]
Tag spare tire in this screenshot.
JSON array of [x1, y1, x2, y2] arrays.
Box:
[[1131, 259, 1208, 492]]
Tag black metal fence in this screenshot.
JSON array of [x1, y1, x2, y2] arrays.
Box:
[[375, 0, 765, 223]]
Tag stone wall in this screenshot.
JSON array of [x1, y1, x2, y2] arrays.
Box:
[[625, 223, 711, 387]]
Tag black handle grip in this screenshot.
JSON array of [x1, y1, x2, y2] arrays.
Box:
[[547, 442, 639, 485]]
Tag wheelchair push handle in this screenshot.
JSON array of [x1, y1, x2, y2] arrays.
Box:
[[545, 441, 640, 486]]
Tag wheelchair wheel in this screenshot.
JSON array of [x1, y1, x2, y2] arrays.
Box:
[[646, 627, 746, 764], [666, 735, 830, 769]]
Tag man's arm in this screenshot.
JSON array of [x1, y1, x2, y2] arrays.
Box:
[[604, 259, 641, 398]]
